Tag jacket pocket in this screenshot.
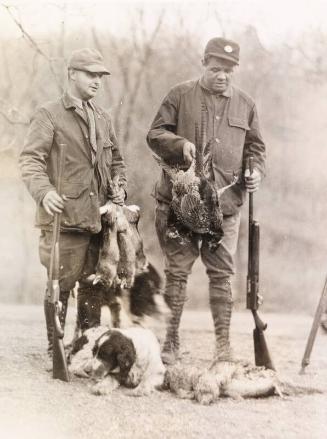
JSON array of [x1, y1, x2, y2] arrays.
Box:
[[228, 117, 249, 131], [61, 183, 100, 231], [213, 116, 249, 170]]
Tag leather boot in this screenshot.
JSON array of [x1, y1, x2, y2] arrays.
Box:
[[44, 290, 70, 364], [77, 286, 102, 331], [209, 279, 233, 362], [161, 280, 187, 365]]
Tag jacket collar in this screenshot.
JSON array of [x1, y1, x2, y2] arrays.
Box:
[[62, 91, 101, 115], [199, 78, 233, 97]]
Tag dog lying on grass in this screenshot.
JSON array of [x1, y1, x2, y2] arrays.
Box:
[[69, 325, 166, 396]]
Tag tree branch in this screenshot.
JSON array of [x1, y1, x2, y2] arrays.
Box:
[[123, 9, 165, 145], [2, 3, 63, 91]]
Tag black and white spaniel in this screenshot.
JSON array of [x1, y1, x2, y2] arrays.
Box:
[[70, 262, 168, 345], [108, 262, 168, 328], [69, 325, 166, 396]]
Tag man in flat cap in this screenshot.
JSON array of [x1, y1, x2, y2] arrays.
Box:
[[147, 37, 266, 365], [20, 48, 126, 362]]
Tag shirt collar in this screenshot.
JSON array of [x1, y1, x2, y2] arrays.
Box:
[[199, 77, 232, 97]]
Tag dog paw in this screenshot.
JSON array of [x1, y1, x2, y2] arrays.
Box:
[[69, 367, 90, 378], [125, 385, 152, 397], [91, 378, 120, 396]]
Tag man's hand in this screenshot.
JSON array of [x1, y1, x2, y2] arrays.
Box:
[[183, 141, 196, 167], [110, 187, 125, 206], [244, 168, 261, 193], [42, 190, 67, 215]]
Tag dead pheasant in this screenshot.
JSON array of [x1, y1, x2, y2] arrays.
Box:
[[154, 104, 237, 250]]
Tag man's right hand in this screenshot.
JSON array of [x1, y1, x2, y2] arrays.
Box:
[[183, 141, 196, 167], [42, 190, 67, 215]]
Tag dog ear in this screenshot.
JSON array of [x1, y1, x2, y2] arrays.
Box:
[[95, 338, 114, 361], [116, 350, 135, 381]]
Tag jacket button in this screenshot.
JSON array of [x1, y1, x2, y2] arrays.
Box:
[[215, 138, 220, 143], [90, 191, 94, 196], [215, 116, 220, 120]]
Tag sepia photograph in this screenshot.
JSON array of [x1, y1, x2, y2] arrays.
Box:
[[0, 0, 326, 437]]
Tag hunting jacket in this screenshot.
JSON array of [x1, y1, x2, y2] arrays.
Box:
[[147, 79, 266, 215], [20, 92, 126, 233]]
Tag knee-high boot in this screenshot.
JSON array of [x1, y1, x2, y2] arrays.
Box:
[[77, 286, 102, 332], [209, 279, 233, 362], [44, 290, 70, 356], [162, 280, 187, 365]]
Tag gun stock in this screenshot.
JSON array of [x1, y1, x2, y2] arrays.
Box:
[[247, 157, 275, 371], [47, 143, 69, 382]]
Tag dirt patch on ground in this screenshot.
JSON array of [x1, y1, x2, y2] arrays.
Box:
[[0, 304, 326, 439]]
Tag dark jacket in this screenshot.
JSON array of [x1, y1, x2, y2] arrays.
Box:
[[147, 79, 266, 215], [20, 92, 126, 233]]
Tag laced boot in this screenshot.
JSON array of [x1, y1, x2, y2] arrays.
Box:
[[209, 281, 234, 364], [77, 286, 102, 332], [161, 281, 187, 365]]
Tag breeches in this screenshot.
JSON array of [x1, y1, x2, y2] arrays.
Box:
[[39, 230, 101, 291], [155, 200, 241, 286]]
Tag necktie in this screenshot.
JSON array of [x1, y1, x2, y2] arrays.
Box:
[[82, 101, 97, 157]]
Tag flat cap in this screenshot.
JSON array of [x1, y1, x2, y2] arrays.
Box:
[[68, 48, 110, 75], [204, 37, 240, 65]]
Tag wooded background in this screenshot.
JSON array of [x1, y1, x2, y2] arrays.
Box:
[[1, 1, 327, 312]]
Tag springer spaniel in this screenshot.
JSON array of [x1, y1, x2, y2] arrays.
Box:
[[70, 262, 168, 345], [69, 325, 166, 396]]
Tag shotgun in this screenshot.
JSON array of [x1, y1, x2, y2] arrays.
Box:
[[300, 275, 327, 374], [47, 143, 70, 381], [247, 156, 275, 370]]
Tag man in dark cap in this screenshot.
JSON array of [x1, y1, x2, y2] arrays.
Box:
[[20, 48, 127, 363], [147, 37, 266, 365]]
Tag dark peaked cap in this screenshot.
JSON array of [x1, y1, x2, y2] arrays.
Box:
[[68, 48, 110, 75], [204, 37, 240, 65]]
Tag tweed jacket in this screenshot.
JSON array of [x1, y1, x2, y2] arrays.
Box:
[[20, 92, 126, 233], [147, 79, 266, 215]]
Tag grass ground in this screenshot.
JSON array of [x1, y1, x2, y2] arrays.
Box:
[[0, 304, 326, 439]]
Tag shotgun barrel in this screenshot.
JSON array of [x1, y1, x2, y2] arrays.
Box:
[[47, 143, 69, 382]]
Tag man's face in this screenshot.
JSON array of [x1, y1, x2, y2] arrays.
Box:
[[69, 69, 104, 100], [202, 57, 235, 94]]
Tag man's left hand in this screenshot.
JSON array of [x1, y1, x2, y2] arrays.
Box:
[[244, 168, 261, 193]]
